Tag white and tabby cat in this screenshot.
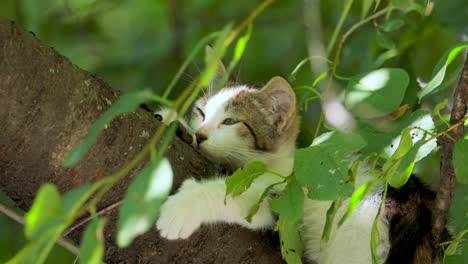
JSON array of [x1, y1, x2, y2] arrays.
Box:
[[155, 52, 444, 263]]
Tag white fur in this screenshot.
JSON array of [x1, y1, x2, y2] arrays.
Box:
[[302, 195, 390, 263], [156, 86, 392, 264]]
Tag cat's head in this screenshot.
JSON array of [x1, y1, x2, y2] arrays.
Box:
[[190, 58, 299, 171]]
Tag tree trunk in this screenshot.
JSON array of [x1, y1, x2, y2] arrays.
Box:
[[0, 17, 283, 264]]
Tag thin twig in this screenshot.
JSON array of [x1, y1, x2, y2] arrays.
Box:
[[431, 54, 468, 259], [64, 200, 122, 237], [0, 203, 80, 256]]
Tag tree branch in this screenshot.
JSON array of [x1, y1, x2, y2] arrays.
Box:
[[432, 54, 468, 258], [0, 17, 283, 263]]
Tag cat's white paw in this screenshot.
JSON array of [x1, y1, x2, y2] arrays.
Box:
[[156, 180, 203, 240]]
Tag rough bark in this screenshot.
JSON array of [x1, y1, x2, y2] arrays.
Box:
[[0, 17, 283, 263], [431, 54, 468, 259]]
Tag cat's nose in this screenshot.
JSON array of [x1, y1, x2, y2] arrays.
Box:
[[195, 132, 208, 145]]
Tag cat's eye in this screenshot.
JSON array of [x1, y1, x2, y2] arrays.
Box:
[[221, 118, 239, 125], [195, 107, 205, 120]]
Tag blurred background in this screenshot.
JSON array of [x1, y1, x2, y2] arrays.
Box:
[[0, 0, 467, 263]]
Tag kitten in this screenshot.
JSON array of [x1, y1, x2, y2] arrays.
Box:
[[155, 56, 445, 263], [156, 75, 298, 239]]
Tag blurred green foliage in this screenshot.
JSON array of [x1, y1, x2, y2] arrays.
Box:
[[0, 192, 75, 263]]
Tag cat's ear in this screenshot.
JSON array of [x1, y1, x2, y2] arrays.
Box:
[[205, 45, 227, 93], [258, 76, 297, 131]]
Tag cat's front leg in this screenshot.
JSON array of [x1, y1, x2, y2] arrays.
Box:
[[156, 177, 274, 240]]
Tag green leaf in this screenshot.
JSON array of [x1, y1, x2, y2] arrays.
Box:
[[233, 24, 252, 62], [117, 158, 173, 247], [288, 58, 311, 83], [312, 71, 328, 88], [382, 19, 405, 32], [361, 0, 373, 19], [338, 181, 373, 226], [271, 177, 304, 224], [200, 24, 232, 88], [321, 197, 343, 243], [80, 218, 106, 264], [25, 184, 62, 240], [276, 216, 303, 264], [372, 48, 398, 68], [295, 131, 366, 200], [344, 68, 410, 119], [62, 184, 93, 216], [6, 233, 56, 264], [418, 42, 468, 99], [245, 182, 280, 223], [63, 89, 155, 167], [384, 128, 424, 188], [376, 32, 395, 50], [371, 210, 381, 264], [371, 182, 387, 264], [374, 0, 381, 11], [433, 98, 448, 121], [390, 127, 413, 160], [359, 110, 437, 163], [445, 229, 468, 256], [12, 181, 105, 264], [225, 161, 267, 200], [391, 1, 425, 14], [453, 140, 468, 184]]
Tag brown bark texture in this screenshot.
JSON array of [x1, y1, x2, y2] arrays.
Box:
[[0, 17, 283, 264], [431, 54, 468, 258]]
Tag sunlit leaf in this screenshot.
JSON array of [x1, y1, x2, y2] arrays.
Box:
[[433, 98, 448, 120], [63, 89, 155, 168], [233, 24, 252, 62], [338, 181, 372, 226], [276, 216, 303, 264], [312, 71, 328, 88], [418, 42, 468, 99], [117, 158, 173, 247], [25, 184, 62, 240], [80, 218, 106, 264], [367, 110, 437, 163], [453, 140, 468, 184], [384, 128, 421, 188], [225, 161, 267, 200], [344, 68, 409, 119], [11, 180, 105, 264], [200, 24, 232, 87]]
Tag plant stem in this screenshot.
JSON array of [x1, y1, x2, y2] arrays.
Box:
[[327, 0, 354, 56]]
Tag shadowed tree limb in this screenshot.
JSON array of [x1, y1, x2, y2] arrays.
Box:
[[0, 17, 283, 263], [431, 54, 468, 260]]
